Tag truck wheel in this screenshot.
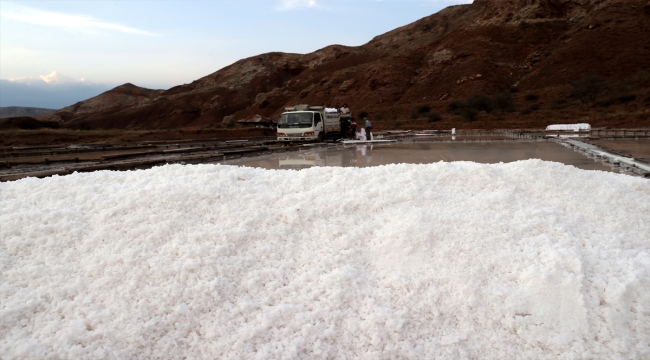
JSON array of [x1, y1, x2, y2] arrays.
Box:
[[318, 132, 324, 143]]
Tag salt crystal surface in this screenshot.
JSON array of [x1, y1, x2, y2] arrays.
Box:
[[1, 160, 648, 359]]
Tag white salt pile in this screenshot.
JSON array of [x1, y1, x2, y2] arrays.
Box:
[[1, 160, 648, 359]]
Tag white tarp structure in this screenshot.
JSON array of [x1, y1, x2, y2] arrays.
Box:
[[356, 128, 366, 140], [545, 123, 591, 131], [1, 161, 648, 359]]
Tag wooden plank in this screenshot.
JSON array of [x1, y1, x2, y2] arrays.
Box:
[[101, 151, 156, 160], [71, 159, 168, 172], [166, 153, 224, 162], [11, 145, 66, 151], [163, 147, 214, 154]]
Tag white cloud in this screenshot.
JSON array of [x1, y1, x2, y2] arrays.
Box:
[[40, 71, 77, 84], [0, 5, 159, 36], [6, 77, 39, 84], [9, 71, 92, 85], [278, 0, 318, 10]]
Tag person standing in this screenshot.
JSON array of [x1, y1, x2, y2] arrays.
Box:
[[339, 104, 351, 139], [364, 117, 372, 141], [340, 116, 350, 139]]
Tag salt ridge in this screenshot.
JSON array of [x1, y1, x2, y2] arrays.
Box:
[[1, 160, 648, 359]]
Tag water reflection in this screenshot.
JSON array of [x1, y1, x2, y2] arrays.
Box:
[[218, 141, 621, 173], [588, 139, 650, 160]]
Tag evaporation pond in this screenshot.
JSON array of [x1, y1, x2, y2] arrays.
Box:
[[218, 141, 619, 172], [588, 139, 650, 160]]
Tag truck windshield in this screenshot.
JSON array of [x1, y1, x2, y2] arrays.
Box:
[[278, 113, 313, 128]]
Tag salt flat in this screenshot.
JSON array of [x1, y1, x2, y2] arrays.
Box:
[[1, 160, 648, 359]]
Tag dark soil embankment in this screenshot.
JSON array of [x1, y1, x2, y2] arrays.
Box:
[[0, 127, 276, 147], [0, 117, 60, 131]]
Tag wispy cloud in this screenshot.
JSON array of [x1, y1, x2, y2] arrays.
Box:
[[277, 0, 318, 11], [40, 71, 79, 84], [0, 5, 159, 36], [8, 71, 94, 85]]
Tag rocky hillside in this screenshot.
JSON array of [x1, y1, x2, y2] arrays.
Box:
[[0, 107, 56, 119], [48, 0, 650, 130]]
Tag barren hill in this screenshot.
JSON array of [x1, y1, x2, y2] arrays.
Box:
[[48, 0, 650, 130], [0, 107, 56, 119]]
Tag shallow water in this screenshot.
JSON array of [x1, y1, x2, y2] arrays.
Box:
[[218, 141, 620, 173], [588, 139, 650, 160]]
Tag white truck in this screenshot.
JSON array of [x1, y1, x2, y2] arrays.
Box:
[[277, 104, 341, 142]]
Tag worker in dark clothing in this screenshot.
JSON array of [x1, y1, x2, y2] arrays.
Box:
[[338, 104, 351, 139], [340, 116, 351, 139], [364, 118, 372, 141]]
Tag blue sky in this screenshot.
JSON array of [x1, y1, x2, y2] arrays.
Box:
[[0, 0, 470, 108]]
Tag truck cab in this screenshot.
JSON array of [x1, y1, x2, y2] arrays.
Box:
[[277, 104, 340, 142]]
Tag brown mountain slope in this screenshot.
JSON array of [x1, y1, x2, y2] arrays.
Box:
[[0, 107, 56, 118], [50, 0, 650, 130], [50, 83, 164, 125]]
